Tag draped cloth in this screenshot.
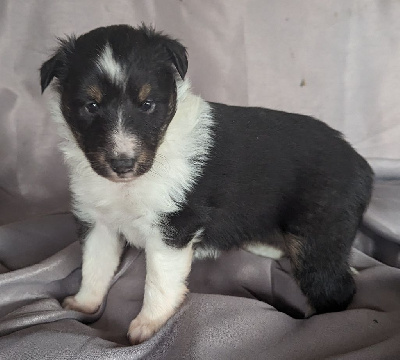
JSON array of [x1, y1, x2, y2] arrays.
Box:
[[1, 1, 399, 358]]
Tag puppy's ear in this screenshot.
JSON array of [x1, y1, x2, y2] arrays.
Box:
[[162, 37, 188, 80], [40, 36, 76, 93], [141, 24, 188, 79]]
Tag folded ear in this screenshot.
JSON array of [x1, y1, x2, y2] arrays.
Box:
[[40, 36, 76, 93], [162, 37, 188, 80], [140, 24, 188, 79]]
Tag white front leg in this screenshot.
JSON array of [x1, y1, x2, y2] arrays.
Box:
[[63, 222, 123, 313], [128, 234, 193, 344]]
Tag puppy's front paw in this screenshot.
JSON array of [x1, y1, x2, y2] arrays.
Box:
[[62, 295, 100, 314], [127, 315, 165, 345]]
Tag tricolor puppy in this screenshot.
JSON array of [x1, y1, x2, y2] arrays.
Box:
[[40, 24, 373, 344]]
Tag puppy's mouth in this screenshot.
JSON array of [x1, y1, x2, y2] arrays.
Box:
[[107, 172, 137, 183]]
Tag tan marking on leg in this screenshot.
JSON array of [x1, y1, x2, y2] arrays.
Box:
[[285, 234, 304, 268]]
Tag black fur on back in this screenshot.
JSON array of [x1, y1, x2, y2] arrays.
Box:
[[163, 103, 373, 314]]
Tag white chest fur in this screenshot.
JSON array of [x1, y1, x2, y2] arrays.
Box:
[[50, 79, 213, 248]]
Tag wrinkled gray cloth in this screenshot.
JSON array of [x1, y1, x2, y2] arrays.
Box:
[[1, 192, 400, 360], [1, 1, 400, 359]]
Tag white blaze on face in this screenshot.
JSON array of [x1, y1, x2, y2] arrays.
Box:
[[97, 44, 125, 86], [111, 131, 139, 158], [96, 46, 137, 159], [110, 108, 139, 158]]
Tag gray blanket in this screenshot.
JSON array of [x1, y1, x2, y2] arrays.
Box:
[[1, 183, 400, 359], [1, 1, 400, 359]]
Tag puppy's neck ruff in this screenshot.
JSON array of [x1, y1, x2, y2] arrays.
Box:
[[49, 78, 213, 227]]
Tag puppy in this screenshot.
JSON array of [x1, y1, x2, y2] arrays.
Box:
[[40, 24, 373, 344]]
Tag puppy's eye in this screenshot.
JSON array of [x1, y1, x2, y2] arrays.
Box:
[[85, 102, 99, 114], [140, 100, 156, 113]]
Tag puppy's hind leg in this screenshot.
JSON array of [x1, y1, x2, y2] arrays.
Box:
[[63, 222, 124, 314], [285, 226, 356, 315]]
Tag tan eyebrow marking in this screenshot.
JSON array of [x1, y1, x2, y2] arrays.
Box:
[[138, 84, 151, 102], [87, 85, 103, 103]]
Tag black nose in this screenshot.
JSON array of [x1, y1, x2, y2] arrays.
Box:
[[109, 158, 135, 174]]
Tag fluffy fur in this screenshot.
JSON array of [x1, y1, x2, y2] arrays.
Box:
[[40, 24, 374, 345]]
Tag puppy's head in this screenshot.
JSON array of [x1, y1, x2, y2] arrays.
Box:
[[40, 24, 188, 182]]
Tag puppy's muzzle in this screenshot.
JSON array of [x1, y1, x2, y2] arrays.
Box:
[[109, 157, 135, 175]]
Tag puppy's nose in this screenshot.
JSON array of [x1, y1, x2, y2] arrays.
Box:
[[110, 158, 135, 174]]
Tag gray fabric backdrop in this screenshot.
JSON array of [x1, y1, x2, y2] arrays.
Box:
[[1, 0, 400, 225], [1, 1, 400, 359]]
